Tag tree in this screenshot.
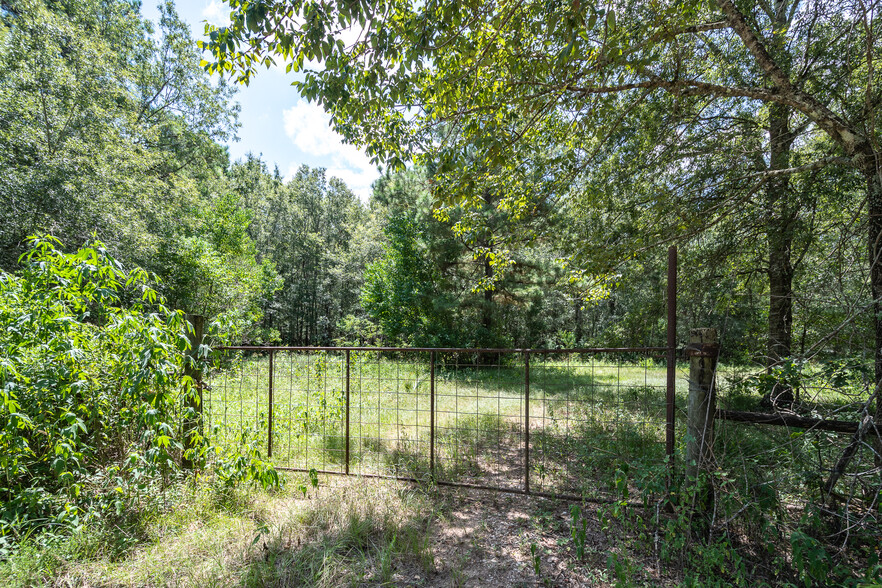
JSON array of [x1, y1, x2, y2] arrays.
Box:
[[158, 191, 280, 341], [231, 159, 368, 344], [362, 212, 447, 345], [0, 0, 238, 273], [0, 0, 280, 337], [364, 167, 577, 348], [204, 0, 880, 387]]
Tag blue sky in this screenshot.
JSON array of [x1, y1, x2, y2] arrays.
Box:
[[141, 1, 381, 200]]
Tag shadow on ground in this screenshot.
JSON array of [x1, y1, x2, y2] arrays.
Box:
[[233, 476, 675, 588]]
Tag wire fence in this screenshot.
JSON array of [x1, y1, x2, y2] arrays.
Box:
[[203, 346, 683, 501], [712, 358, 881, 541]]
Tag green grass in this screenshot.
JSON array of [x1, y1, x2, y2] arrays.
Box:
[[2, 475, 441, 588], [5, 357, 877, 587], [205, 352, 691, 499]]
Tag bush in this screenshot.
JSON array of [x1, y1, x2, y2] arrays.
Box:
[[0, 236, 279, 554]]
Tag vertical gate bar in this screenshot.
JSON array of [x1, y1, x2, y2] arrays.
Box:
[[345, 350, 351, 475], [268, 350, 275, 459], [430, 350, 436, 480], [666, 245, 678, 472], [524, 350, 531, 494]]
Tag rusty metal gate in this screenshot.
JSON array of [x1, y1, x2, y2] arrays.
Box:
[[203, 345, 680, 501], [201, 248, 680, 502]]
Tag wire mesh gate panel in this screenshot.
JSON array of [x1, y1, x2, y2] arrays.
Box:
[[204, 346, 675, 500]]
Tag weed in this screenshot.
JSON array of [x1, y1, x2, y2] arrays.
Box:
[[571, 504, 588, 560], [530, 542, 541, 576], [379, 532, 396, 582], [449, 555, 467, 588], [608, 552, 637, 587]]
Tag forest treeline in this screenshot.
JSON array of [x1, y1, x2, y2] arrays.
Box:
[[0, 0, 627, 353], [0, 0, 872, 363], [0, 0, 668, 354]]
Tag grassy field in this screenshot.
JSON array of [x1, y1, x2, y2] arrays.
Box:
[[5, 356, 879, 587], [205, 351, 690, 499]]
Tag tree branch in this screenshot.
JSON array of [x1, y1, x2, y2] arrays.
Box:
[[714, 0, 863, 153]]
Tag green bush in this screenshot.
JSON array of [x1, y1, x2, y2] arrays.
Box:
[[0, 236, 279, 555]]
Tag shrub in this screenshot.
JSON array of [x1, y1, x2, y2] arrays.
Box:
[[0, 236, 278, 554]]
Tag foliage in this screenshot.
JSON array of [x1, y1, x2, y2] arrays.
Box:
[[589, 428, 882, 588], [210, 427, 280, 490], [0, 0, 238, 271], [231, 159, 369, 345], [363, 168, 580, 348], [292, 353, 345, 436], [202, 0, 879, 372], [158, 191, 281, 342], [362, 213, 450, 346], [724, 357, 872, 410], [0, 236, 280, 553], [334, 314, 382, 347]]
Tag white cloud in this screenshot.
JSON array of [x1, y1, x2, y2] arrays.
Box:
[[283, 100, 379, 200], [201, 1, 229, 27]]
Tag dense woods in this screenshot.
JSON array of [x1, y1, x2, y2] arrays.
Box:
[[3, 0, 873, 359], [2, 0, 881, 585]]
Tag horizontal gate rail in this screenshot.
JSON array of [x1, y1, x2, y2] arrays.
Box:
[[214, 345, 669, 353]]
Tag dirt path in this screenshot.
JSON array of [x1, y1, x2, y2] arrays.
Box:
[[382, 484, 668, 588]]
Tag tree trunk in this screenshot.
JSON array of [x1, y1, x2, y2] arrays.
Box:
[[766, 101, 795, 365], [480, 188, 495, 354], [865, 160, 882, 466], [483, 255, 493, 334], [480, 252, 495, 364]]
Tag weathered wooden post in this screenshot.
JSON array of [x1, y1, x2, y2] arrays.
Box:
[[182, 314, 205, 470], [686, 328, 718, 518]]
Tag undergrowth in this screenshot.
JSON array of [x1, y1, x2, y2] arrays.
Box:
[[1, 474, 440, 587], [591, 460, 882, 588], [0, 237, 280, 565]]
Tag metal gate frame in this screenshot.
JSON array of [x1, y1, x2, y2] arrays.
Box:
[[201, 246, 679, 502]]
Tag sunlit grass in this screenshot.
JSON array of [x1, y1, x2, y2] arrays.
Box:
[[23, 475, 439, 588]]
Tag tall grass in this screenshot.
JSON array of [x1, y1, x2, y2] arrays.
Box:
[[2, 475, 440, 588]]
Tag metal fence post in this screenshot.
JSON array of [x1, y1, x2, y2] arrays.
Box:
[[666, 245, 678, 473], [524, 350, 531, 494], [430, 350, 436, 480], [345, 350, 350, 475], [268, 350, 274, 459]]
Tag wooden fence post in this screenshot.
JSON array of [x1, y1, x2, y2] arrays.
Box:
[[686, 328, 718, 516], [182, 314, 205, 470]]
